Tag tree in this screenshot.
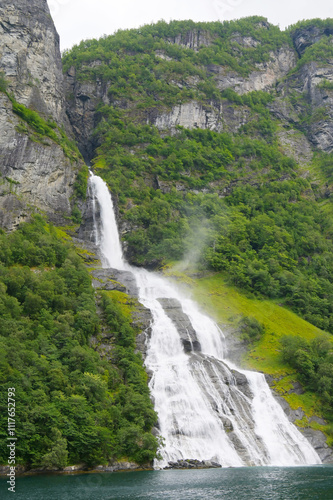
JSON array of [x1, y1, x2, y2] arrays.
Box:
[[41, 428, 68, 469]]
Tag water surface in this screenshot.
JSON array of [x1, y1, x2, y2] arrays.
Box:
[[1, 466, 333, 500]]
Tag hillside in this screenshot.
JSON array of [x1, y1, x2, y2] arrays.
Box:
[[1, 8, 333, 470], [62, 17, 333, 454], [63, 18, 333, 333]]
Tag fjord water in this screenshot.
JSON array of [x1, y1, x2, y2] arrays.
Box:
[[89, 173, 320, 467], [2, 467, 333, 500]]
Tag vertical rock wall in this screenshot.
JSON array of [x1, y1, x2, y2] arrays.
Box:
[[0, 0, 80, 230]]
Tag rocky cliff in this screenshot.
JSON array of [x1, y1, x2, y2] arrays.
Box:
[[0, 0, 81, 230], [64, 22, 333, 161], [0, 0, 68, 124]]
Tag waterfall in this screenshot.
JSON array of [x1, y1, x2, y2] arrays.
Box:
[[89, 172, 321, 468]]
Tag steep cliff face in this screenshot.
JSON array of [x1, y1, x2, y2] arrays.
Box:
[[208, 46, 296, 94], [64, 22, 333, 159], [0, 0, 80, 229], [65, 65, 110, 161], [273, 60, 333, 153], [292, 24, 333, 57], [167, 29, 215, 50], [0, 0, 68, 125]]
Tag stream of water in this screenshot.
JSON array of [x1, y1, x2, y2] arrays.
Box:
[[89, 172, 321, 468]]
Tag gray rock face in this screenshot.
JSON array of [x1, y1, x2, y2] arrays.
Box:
[[158, 298, 201, 352], [76, 180, 99, 242], [0, 94, 77, 229], [209, 47, 297, 94], [65, 65, 110, 161], [152, 99, 251, 134], [0, 0, 79, 229], [273, 61, 333, 153], [154, 101, 223, 132], [270, 388, 333, 463], [91, 268, 139, 297], [0, 0, 69, 126], [167, 29, 215, 51], [302, 428, 333, 464], [64, 41, 295, 155], [292, 25, 333, 57]]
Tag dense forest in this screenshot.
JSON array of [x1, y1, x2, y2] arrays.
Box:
[[0, 218, 159, 468]]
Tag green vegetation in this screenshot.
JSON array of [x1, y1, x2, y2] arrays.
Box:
[[0, 217, 159, 468], [288, 18, 333, 33], [61, 19, 333, 334], [293, 36, 333, 72], [92, 117, 333, 332], [10, 98, 82, 163], [62, 16, 289, 114], [281, 334, 333, 418], [2, 16, 333, 467], [239, 316, 265, 343], [318, 79, 333, 91], [73, 163, 89, 200], [0, 75, 81, 163]]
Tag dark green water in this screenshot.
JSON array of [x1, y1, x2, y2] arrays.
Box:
[[1, 466, 333, 500]]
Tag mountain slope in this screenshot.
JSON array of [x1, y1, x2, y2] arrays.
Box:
[[63, 18, 333, 334]]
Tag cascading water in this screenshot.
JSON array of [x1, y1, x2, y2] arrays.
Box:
[[89, 172, 321, 468]]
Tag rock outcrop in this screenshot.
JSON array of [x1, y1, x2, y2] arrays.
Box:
[[158, 298, 201, 352], [165, 459, 222, 469], [0, 0, 69, 126], [0, 0, 80, 229], [167, 29, 215, 51], [273, 60, 333, 153], [292, 25, 333, 57], [210, 46, 297, 95], [65, 65, 110, 161]]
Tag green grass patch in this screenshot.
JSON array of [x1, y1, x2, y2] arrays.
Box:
[[189, 272, 323, 368], [93, 156, 107, 170], [102, 290, 138, 322], [164, 270, 325, 376]]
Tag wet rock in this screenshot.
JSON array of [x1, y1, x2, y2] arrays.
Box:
[[157, 298, 201, 352], [133, 305, 153, 358], [269, 389, 333, 463], [91, 268, 138, 296], [231, 369, 253, 399], [165, 459, 222, 469], [65, 66, 109, 161], [301, 428, 333, 464], [94, 461, 142, 472]]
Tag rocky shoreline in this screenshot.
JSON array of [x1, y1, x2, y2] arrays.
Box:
[[164, 459, 222, 469], [0, 459, 224, 476]]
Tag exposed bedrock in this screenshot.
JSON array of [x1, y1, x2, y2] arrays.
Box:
[[157, 298, 201, 352], [0, 0, 79, 230]]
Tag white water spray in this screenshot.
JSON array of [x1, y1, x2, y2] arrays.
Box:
[[89, 172, 321, 468]]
